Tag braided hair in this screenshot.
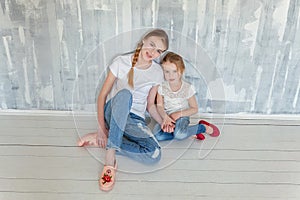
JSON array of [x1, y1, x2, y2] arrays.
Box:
[[127, 41, 143, 88]]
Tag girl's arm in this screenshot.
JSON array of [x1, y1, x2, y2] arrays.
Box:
[[156, 93, 175, 132], [97, 70, 116, 147], [146, 85, 163, 125], [156, 93, 168, 122], [169, 95, 198, 121]]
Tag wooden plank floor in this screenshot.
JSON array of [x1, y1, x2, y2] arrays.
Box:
[[0, 112, 300, 200]]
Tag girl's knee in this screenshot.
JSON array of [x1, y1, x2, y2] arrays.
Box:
[[116, 89, 132, 99], [113, 89, 132, 106], [119, 89, 131, 94]]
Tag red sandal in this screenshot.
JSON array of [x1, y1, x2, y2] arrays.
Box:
[[99, 161, 117, 191], [195, 133, 205, 140], [199, 120, 220, 137]]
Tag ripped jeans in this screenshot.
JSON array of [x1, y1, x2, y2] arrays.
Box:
[[153, 117, 206, 141], [104, 89, 161, 164]]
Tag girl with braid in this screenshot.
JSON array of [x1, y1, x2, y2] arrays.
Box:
[[77, 29, 169, 191]]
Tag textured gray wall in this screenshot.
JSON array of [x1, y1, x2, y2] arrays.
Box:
[[0, 0, 299, 114]]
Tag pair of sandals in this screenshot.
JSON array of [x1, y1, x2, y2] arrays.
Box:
[[98, 119, 220, 191], [195, 120, 220, 140], [79, 120, 220, 191]]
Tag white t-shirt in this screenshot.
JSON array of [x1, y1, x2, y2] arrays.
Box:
[[108, 54, 164, 118], [158, 80, 196, 115]]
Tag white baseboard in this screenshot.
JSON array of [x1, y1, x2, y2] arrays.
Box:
[[0, 109, 299, 125], [0, 109, 93, 116]]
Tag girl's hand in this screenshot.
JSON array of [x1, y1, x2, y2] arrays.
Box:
[[97, 127, 108, 148], [163, 123, 175, 133], [161, 115, 175, 133]]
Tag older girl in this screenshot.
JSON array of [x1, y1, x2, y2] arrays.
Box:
[[78, 29, 168, 191]]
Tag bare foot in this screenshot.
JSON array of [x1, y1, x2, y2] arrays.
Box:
[[77, 132, 99, 147], [204, 125, 213, 135]]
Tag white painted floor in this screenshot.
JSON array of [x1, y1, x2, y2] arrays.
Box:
[[0, 112, 299, 200]]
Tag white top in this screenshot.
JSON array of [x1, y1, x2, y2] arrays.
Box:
[[158, 80, 196, 115], [108, 54, 164, 118]]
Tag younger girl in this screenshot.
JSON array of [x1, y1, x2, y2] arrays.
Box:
[[154, 52, 220, 141]]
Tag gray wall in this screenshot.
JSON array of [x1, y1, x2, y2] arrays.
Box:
[[0, 0, 299, 114]]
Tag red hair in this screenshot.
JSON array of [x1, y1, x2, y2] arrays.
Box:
[[161, 52, 185, 74]]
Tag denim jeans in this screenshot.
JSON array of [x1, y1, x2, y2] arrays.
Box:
[[104, 89, 161, 164], [153, 116, 206, 141]]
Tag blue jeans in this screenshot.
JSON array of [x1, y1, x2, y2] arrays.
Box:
[[154, 117, 206, 141], [104, 89, 161, 164]]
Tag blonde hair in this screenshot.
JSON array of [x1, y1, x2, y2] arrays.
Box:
[[128, 29, 169, 87], [161, 52, 185, 74]]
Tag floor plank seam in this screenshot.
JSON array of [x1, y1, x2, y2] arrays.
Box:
[[1, 144, 300, 152], [0, 144, 78, 147]]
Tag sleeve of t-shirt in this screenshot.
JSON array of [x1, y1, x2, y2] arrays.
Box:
[[157, 84, 163, 96], [187, 84, 196, 98], [108, 57, 120, 78], [156, 71, 164, 85], [152, 63, 164, 86]]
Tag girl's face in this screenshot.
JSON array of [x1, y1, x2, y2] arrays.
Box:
[[141, 36, 166, 61], [162, 61, 182, 83]]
